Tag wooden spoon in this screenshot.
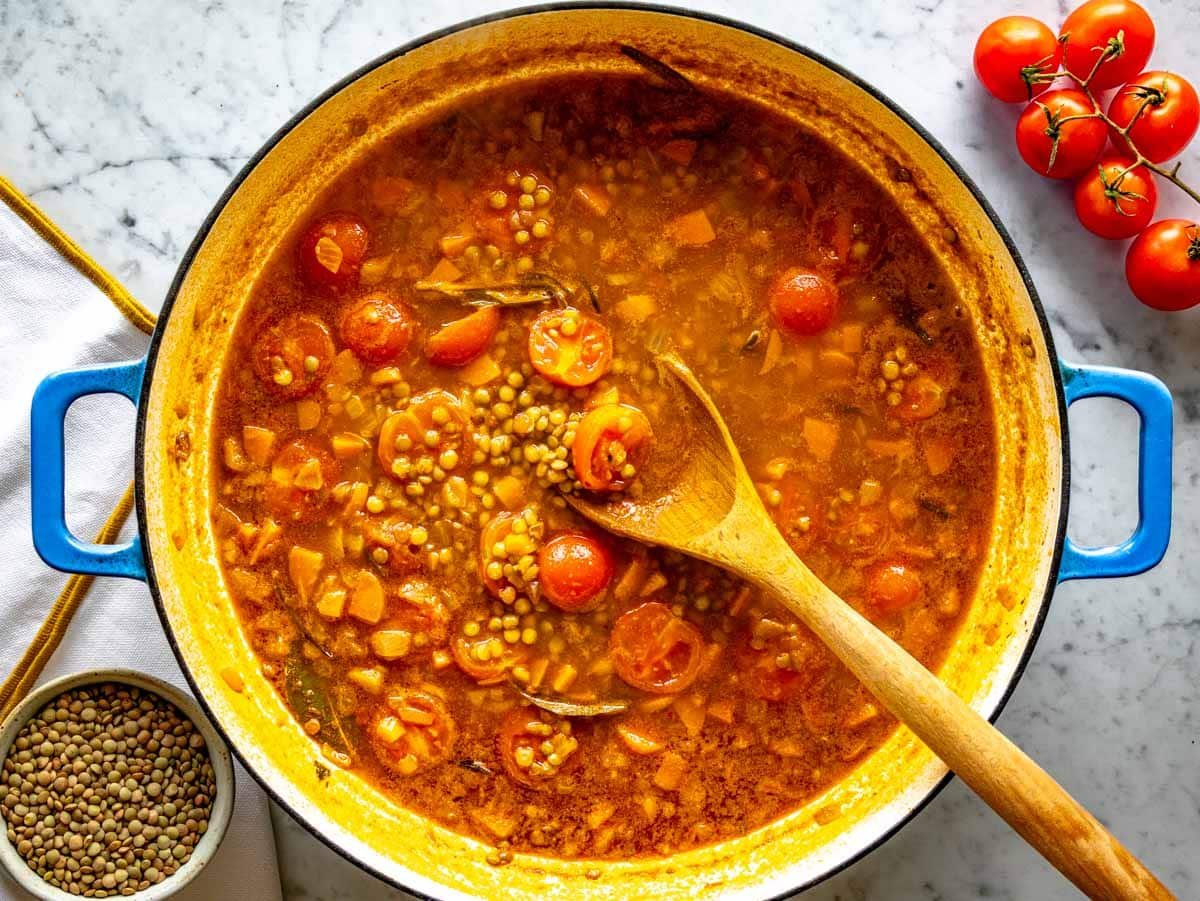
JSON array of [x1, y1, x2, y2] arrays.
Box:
[[567, 352, 1172, 900]]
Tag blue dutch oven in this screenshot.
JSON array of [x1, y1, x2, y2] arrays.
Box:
[[25, 5, 1175, 900]]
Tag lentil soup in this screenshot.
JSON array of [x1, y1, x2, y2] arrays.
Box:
[[211, 73, 996, 861]]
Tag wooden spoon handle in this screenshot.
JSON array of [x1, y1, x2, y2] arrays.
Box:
[[761, 551, 1173, 900]]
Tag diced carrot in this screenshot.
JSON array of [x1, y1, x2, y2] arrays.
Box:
[[425, 258, 462, 283], [616, 722, 665, 755], [457, 353, 501, 387], [574, 184, 611, 217], [316, 586, 346, 620], [653, 752, 687, 791], [491, 475, 525, 509], [666, 209, 716, 247], [613, 555, 648, 602], [329, 349, 362, 385], [330, 432, 368, 459], [673, 695, 707, 737], [659, 139, 697, 167], [922, 435, 958, 476], [840, 323, 865, 353], [241, 426, 276, 467], [288, 546, 324, 602], [372, 176, 414, 209], [803, 417, 840, 463], [615, 294, 657, 323], [296, 398, 322, 430], [707, 698, 735, 724], [865, 437, 915, 461], [348, 570, 385, 624], [248, 518, 281, 565], [439, 231, 474, 258]]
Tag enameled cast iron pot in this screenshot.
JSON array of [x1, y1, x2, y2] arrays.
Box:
[[28, 6, 1174, 899]]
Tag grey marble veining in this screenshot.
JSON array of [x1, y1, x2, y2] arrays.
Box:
[[3, 0, 1198, 898]]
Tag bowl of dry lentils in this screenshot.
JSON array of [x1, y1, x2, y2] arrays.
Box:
[[0, 671, 234, 899]]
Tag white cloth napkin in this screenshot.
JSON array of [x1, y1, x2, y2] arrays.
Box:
[[0, 199, 283, 901]]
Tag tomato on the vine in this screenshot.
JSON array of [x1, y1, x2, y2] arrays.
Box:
[[1073, 155, 1157, 240], [1107, 71, 1200, 163], [973, 16, 1062, 103], [1016, 89, 1108, 179], [1059, 0, 1155, 91], [1125, 219, 1200, 311]]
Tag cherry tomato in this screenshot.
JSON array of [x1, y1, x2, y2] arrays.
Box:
[[424, 306, 500, 367], [497, 710, 577, 789], [263, 437, 339, 523], [527, 308, 614, 387], [1107, 71, 1200, 163], [733, 625, 827, 702], [973, 16, 1062, 103], [251, 313, 335, 399], [1125, 219, 1200, 311], [610, 602, 705, 694], [1073, 156, 1157, 240], [572, 404, 654, 492], [1060, 0, 1155, 91], [339, 293, 415, 364], [537, 532, 615, 612], [478, 512, 528, 598], [389, 579, 452, 645], [451, 627, 528, 684], [377, 390, 469, 477], [768, 268, 840, 337], [895, 374, 946, 421], [370, 688, 456, 775], [868, 562, 923, 613], [297, 212, 369, 293], [1015, 90, 1108, 179]]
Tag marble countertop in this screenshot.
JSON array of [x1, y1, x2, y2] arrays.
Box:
[[4, 0, 1197, 898]]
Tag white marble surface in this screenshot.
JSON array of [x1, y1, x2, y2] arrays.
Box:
[[3, 0, 1198, 898]]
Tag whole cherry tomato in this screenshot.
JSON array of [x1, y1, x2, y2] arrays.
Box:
[[1107, 71, 1200, 163], [1059, 0, 1155, 90], [973, 16, 1062, 103], [1125, 219, 1200, 311], [768, 268, 840, 337], [1073, 156, 1157, 240], [537, 532, 615, 611], [1015, 89, 1108, 179]]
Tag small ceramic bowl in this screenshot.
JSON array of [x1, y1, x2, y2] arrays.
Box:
[[0, 670, 235, 900]]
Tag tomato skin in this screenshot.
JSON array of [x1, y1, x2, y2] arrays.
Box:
[[263, 437, 339, 523], [1125, 219, 1200, 311], [974, 16, 1062, 103], [1107, 71, 1200, 163], [251, 313, 335, 399], [572, 404, 654, 492], [537, 532, 615, 612], [868, 562, 923, 613], [768, 268, 839, 337], [1073, 156, 1157, 240], [297, 212, 369, 293], [1060, 0, 1155, 91], [425, 306, 500, 366], [527, 308, 614, 387], [1015, 90, 1107, 179], [609, 602, 705, 694], [339, 293, 416, 364]]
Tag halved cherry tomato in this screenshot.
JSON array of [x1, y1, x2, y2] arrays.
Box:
[[498, 709, 577, 789], [768, 268, 839, 337], [339, 293, 416, 364], [572, 404, 654, 492], [973, 16, 1062, 103], [263, 437, 339, 523], [297, 212, 369, 293], [1125, 219, 1200, 311], [1073, 156, 1157, 240], [479, 513, 517, 597], [370, 688, 456, 775], [894, 375, 946, 421], [1060, 0, 1155, 91], [1015, 89, 1107, 179], [251, 313, 335, 399], [425, 306, 500, 366], [733, 625, 827, 702], [377, 390, 469, 477], [610, 602, 705, 694], [527, 308, 613, 387], [451, 628, 528, 684], [1107, 71, 1200, 163], [537, 532, 615, 612], [868, 562, 923, 613]]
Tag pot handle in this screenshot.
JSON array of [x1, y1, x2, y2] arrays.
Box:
[[1057, 361, 1172, 582], [30, 359, 147, 581]]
